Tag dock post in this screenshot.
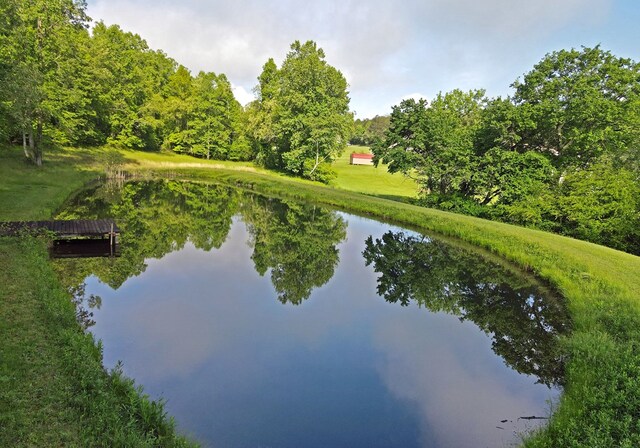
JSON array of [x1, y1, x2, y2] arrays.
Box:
[[110, 223, 114, 257]]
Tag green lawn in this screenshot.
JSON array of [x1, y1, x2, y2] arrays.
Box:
[[119, 145, 419, 202], [330, 145, 419, 201], [0, 146, 98, 221], [2, 144, 640, 446]]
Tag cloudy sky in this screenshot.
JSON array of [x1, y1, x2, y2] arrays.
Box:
[[86, 0, 639, 118]]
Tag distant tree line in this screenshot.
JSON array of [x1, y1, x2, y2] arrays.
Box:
[[373, 47, 640, 254], [349, 115, 390, 146]]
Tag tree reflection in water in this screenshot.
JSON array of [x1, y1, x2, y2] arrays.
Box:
[[363, 231, 571, 387], [54, 180, 346, 307], [242, 195, 347, 305]]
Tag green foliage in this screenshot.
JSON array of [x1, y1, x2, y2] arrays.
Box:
[[477, 148, 555, 206], [417, 192, 488, 217], [373, 90, 486, 196], [497, 158, 640, 253], [90, 22, 175, 151], [149, 67, 245, 159], [0, 11, 248, 162], [0, 0, 90, 164], [375, 47, 640, 254], [512, 46, 640, 169], [350, 115, 390, 145], [552, 160, 640, 251], [248, 41, 353, 181]]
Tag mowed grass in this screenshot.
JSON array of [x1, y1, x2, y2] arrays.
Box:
[[119, 148, 260, 172], [330, 145, 418, 201], [0, 146, 98, 220], [124, 145, 419, 201]]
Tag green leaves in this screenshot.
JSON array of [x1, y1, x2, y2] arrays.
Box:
[[248, 40, 352, 181], [372, 90, 485, 195], [375, 46, 640, 253], [513, 46, 640, 169]]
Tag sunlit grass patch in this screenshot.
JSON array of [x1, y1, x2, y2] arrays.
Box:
[[330, 145, 419, 200]]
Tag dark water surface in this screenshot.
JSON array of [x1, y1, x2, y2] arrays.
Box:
[[54, 180, 570, 448]]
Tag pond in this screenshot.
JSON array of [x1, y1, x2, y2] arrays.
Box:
[[53, 180, 570, 448]]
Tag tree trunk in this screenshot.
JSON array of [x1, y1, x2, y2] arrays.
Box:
[[23, 132, 30, 159], [29, 128, 35, 154], [34, 118, 43, 167], [308, 141, 323, 176]]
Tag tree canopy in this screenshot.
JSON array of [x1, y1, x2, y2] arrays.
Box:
[[0, 6, 248, 163], [373, 46, 640, 254], [248, 40, 353, 181]]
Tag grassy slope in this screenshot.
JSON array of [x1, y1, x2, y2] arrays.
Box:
[[329, 145, 419, 200], [0, 146, 195, 447], [2, 145, 640, 446]]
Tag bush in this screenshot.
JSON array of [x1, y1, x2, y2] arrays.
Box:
[[418, 193, 489, 217]]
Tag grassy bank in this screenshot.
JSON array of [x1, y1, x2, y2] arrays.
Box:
[[0, 146, 195, 447], [3, 144, 640, 446]]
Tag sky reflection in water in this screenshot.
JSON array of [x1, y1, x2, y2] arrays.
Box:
[[58, 182, 565, 448], [80, 217, 557, 448]]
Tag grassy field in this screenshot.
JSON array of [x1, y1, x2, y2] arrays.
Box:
[[2, 144, 640, 446], [329, 145, 418, 200]]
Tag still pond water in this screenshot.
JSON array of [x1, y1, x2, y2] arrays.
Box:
[[54, 180, 570, 448]]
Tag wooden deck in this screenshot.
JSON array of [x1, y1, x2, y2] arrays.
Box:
[[0, 219, 120, 238]]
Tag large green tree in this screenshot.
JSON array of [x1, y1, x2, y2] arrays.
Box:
[[250, 41, 352, 181], [512, 46, 640, 170], [372, 89, 486, 197], [3, 0, 90, 165]]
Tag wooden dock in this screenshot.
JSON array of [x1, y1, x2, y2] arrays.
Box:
[[0, 219, 120, 238]]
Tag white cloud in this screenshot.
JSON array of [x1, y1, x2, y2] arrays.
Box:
[[232, 84, 254, 106], [86, 0, 622, 117], [373, 312, 558, 447]]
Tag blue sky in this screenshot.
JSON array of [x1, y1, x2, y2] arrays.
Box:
[[86, 0, 639, 118]]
